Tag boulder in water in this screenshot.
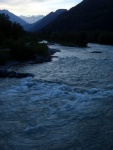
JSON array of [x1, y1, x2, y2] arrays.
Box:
[[91, 51, 102, 53], [0, 70, 34, 78]]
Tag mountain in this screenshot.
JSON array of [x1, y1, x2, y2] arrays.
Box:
[[19, 15, 44, 24], [41, 0, 113, 32], [29, 9, 67, 32], [0, 9, 27, 26]]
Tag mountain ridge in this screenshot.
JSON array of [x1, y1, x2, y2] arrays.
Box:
[[29, 9, 67, 32], [0, 9, 28, 26], [19, 15, 44, 24], [41, 0, 113, 32]]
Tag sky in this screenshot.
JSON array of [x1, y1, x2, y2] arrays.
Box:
[[0, 0, 82, 16]]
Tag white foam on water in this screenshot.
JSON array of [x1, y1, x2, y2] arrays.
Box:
[[0, 78, 113, 115]]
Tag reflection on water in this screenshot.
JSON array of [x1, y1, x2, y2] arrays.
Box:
[[0, 43, 113, 150]]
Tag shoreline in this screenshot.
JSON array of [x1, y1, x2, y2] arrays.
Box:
[[0, 48, 60, 78]]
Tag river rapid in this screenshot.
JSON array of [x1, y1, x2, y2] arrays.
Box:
[[0, 43, 113, 150]]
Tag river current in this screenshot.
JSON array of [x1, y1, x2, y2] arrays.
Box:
[[0, 43, 113, 150]]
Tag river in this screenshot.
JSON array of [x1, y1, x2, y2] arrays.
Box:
[[0, 43, 113, 150]]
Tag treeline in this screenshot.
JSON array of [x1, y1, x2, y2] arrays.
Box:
[[0, 13, 48, 65], [37, 30, 113, 46], [37, 31, 88, 47], [0, 13, 24, 45], [87, 31, 113, 45]]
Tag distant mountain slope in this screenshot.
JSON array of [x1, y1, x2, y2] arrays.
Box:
[[19, 15, 44, 24], [42, 0, 113, 32], [29, 9, 67, 32], [0, 9, 27, 26]]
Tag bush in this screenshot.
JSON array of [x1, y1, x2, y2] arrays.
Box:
[[0, 32, 5, 46], [0, 49, 10, 65], [98, 32, 113, 45], [10, 39, 48, 61]]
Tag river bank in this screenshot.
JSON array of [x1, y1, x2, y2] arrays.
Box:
[[0, 47, 60, 78]]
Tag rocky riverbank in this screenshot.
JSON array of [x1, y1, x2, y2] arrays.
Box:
[[0, 70, 33, 78], [0, 48, 60, 78], [29, 48, 60, 64]]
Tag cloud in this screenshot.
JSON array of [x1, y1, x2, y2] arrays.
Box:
[[0, 0, 52, 5], [0, 0, 82, 16]]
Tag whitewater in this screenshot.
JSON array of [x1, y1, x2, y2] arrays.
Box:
[[0, 43, 113, 150]]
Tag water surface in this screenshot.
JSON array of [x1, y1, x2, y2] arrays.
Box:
[[0, 43, 113, 150]]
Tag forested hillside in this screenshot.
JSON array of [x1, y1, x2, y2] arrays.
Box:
[[38, 0, 113, 45]]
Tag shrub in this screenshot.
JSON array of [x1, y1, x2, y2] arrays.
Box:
[[98, 32, 113, 45], [0, 49, 10, 65], [10, 39, 48, 61]]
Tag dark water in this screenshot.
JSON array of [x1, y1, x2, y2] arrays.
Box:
[[0, 43, 113, 150]]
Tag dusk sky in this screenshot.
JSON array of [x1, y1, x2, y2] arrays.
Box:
[[0, 0, 82, 16]]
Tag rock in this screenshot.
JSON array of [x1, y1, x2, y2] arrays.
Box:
[[48, 48, 61, 55], [29, 48, 60, 64], [30, 56, 52, 64], [91, 51, 102, 53], [0, 70, 34, 78]]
